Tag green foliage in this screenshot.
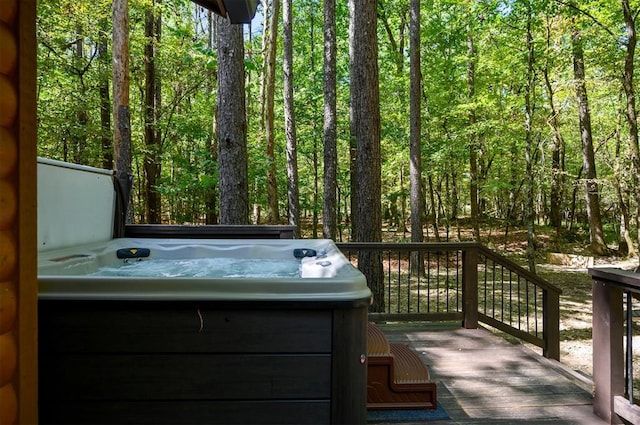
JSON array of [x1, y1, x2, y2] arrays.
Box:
[[35, 0, 640, 246]]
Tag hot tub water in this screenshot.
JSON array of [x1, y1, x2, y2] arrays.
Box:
[[91, 257, 303, 278]]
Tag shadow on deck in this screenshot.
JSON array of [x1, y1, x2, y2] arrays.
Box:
[[371, 322, 606, 425]]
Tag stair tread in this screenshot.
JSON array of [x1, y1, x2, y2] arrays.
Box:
[[367, 322, 391, 356], [390, 343, 431, 384], [366, 323, 437, 409]]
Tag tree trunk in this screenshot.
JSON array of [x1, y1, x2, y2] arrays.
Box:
[[544, 19, 565, 244], [205, 11, 218, 225], [449, 169, 458, 221], [571, 22, 608, 255], [144, 0, 162, 223], [113, 0, 133, 223], [350, 0, 383, 311], [217, 17, 248, 224], [409, 0, 423, 272], [467, 24, 480, 242], [310, 8, 319, 238], [73, 27, 88, 165], [264, 0, 280, 224], [622, 0, 640, 250], [283, 0, 300, 237], [614, 123, 637, 256], [427, 174, 441, 242], [98, 16, 112, 170], [378, 0, 405, 74], [524, 4, 536, 273], [322, 0, 338, 240]]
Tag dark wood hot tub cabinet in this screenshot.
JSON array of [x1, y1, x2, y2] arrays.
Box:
[[38, 299, 369, 424]]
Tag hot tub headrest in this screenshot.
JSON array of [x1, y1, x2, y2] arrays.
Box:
[[117, 248, 151, 260], [293, 248, 317, 259], [38, 158, 117, 251]]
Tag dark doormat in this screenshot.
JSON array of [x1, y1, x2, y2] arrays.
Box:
[[367, 404, 450, 423]]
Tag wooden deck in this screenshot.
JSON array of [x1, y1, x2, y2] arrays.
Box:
[[372, 322, 607, 424]]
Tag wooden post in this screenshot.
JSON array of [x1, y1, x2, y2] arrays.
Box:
[[543, 288, 560, 360], [592, 279, 624, 424], [17, 3, 38, 422], [0, 1, 38, 423], [462, 245, 478, 329]]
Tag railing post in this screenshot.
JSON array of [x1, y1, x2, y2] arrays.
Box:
[[592, 278, 624, 424], [543, 289, 560, 361], [462, 245, 478, 329]]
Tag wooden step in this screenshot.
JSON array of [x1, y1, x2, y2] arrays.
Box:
[[389, 343, 431, 385], [367, 323, 437, 410], [367, 320, 391, 356]]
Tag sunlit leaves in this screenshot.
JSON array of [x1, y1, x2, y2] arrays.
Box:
[[35, 0, 640, 234]]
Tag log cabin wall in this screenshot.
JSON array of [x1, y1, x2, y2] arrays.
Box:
[[0, 0, 38, 423]]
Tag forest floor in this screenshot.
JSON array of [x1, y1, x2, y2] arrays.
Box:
[[477, 224, 638, 380]]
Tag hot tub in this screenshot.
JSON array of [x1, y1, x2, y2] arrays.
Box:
[[38, 238, 371, 424]]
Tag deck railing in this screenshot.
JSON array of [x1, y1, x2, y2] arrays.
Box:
[[337, 242, 562, 360], [589, 268, 640, 424]]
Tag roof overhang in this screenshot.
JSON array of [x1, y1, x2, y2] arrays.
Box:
[[191, 0, 259, 24]]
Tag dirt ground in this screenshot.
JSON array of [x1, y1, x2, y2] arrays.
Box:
[[537, 255, 640, 380]]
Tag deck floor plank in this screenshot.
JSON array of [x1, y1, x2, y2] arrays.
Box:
[[370, 322, 606, 425]]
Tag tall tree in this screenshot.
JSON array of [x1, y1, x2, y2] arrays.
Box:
[[322, 0, 338, 240], [571, 20, 608, 255], [205, 10, 218, 225], [378, 0, 406, 74], [350, 0, 383, 311], [409, 0, 424, 276], [544, 16, 566, 244], [263, 0, 280, 224], [98, 13, 112, 170], [144, 0, 162, 223], [467, 21, 480, 242], [409, 0, 423, 243], [283, 0, 300, 236], [113, 0, 133, 224], [217, 16, 248, 224], [72, 24, 88, 164], [524, 1, 537, 273], [621, 0, 640, 249], [309, 4, 320, 239], [614, 123, 636, 256]]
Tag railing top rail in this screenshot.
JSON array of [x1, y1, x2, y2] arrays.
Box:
[[336, 241, 562, 296], [476, 245, 562, 295], [336, 241, 480, 251], [589, 267, 640, 294]]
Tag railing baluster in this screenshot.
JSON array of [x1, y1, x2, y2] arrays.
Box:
[[491, 260, 504, 319], [416, 252, 421, 313], [396, 250, 401, 314], [387, 250, 392, 314], [483, 255, 488, 316], [524, 281, 529, 333], [406, 251, 411, 313], [517, 276, 521, 330], [426, 251, 431, 312], [534, 284, 538, 336], [436, 252, 441, 312], [501, 266, 505, 323], [456, 250, 460, 311], [628, 293, 632, 399], [446, 251, 450, 312]]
